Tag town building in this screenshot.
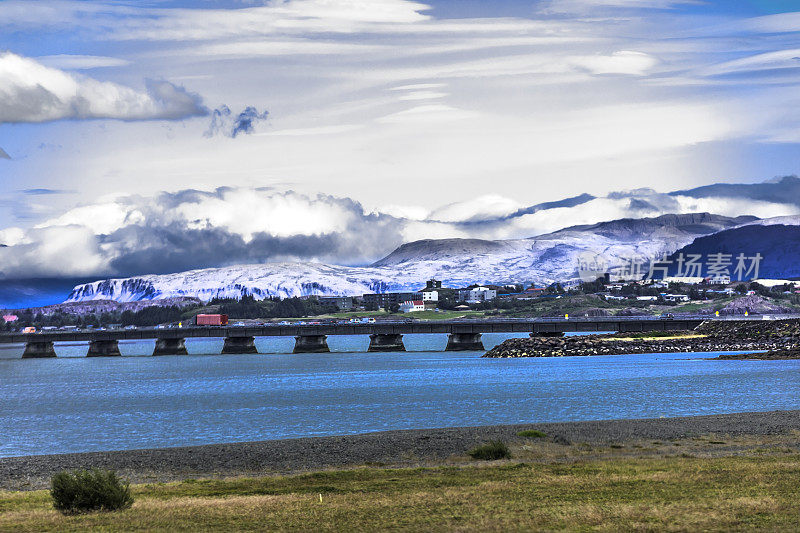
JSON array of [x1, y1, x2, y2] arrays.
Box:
[[363, 292, 423, 309], [422, 290, 438, 302], [602, 294, 627, 301], [319, 296, 353, 311], [662, 294, 690, 302], [425, 279, 442, 290], [399, 300, 425, 313], [458, 287, 498, 303], [663, 276, 706, 285]]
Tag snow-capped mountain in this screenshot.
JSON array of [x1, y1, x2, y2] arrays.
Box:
[[66, 213, 758, 303]]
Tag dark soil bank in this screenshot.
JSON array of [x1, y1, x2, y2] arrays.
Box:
[[484, 319, 800, 358], [3, 410, 800, 491]]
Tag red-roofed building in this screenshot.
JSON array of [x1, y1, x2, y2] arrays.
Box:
[[399, 300, 425, 313]]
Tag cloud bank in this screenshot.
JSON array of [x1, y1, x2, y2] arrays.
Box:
[[1, 178, 799, 280], [0, 52, 206, 124]]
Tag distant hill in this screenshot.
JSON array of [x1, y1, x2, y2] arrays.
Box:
[[670, 175, 800, 206], [665, 224, 800, 280]]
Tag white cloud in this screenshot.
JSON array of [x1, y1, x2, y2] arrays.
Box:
[[170, 189, 355, 241], [737, 12, 800, 34], [107, 0, 432, 41], [376, 204, 429, 220], [376, 104, 479, 123], [188, 39, 385, 58], [700, 49, 800, 77], [389, 83, 446, 91], [37, 201, 144, 235], [541, 0, 701, 13], [0, 52, 205, 124], [427, 195, 522, 223], [398, 90, 448, 101], [35, 54, 131, 70], [258, 124, 364, 137], [569, 51, 658, 76], [2, 181, 798, 279], [0, 225, 107, 278], [671, 196, 800, 219]]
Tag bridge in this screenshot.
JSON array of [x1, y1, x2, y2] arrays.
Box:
[[0, 317, 707, 357]]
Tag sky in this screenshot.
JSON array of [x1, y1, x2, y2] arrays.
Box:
[[2, 0, 800, 286]]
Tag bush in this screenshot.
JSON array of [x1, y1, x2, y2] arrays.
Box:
[[51, 469, 134, 514], [468, 441, 511, 461], [517, 430, 548, 439]]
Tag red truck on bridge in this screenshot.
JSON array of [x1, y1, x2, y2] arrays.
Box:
[[195, 314, 229, 326]]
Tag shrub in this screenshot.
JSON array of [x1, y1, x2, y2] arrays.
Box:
[[517, 430, 548, 439], [468, 441, 511, 461], [51, 469, 134, 514]]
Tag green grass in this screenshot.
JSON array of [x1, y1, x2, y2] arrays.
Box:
[[517, 429, 548, 438], [314, 310, 490, 321], [4, 456, 800, 531], [404, 310, 488, 320], [308, 310, 391, 319]]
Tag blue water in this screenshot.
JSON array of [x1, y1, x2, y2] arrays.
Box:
[[1, 333, 799, 458]]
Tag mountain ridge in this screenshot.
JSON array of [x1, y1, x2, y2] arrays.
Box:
[[65, 212, 774, 304]]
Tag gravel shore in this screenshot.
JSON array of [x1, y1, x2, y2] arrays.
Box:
[[3, 410, 800, 491]]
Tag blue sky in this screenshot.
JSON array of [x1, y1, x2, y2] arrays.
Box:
[[1, 0, 800, 284]]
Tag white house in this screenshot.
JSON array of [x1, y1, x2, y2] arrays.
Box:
[[422, 290, 439, 302], [662, 294, 690, 302], [399, 300, 425, 312], [664, 276, 705, 285], [603, 294, 627, 301]]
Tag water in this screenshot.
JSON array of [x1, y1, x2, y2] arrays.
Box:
[[1, 333, 799, 458]]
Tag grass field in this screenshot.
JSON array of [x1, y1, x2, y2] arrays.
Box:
[[316, 310, 490, 321], [4, 454, 800, 531]]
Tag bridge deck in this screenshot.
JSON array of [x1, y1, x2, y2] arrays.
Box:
[[0, 318, 705, 344]]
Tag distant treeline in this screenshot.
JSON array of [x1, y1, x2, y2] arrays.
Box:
[[2, 295, 342, 330], [210, 295, 338, 319], [4, 306, 189, 330]]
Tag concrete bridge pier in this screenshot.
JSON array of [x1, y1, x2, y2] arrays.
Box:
[[222, 336, 258, 354], [445, 333, 484, 351], [153, 337, 188, 356], [293, 335, 330, 353], [22, 340, 57, 358], [367, 334, 405, 352], [86, 339, 121, 357]]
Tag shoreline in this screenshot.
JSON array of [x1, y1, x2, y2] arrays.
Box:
[[3, 409, 800, 491]]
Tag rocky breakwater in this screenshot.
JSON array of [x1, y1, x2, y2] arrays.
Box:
[[717, 349, 800, 360], [483, 319, 800, 358]]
